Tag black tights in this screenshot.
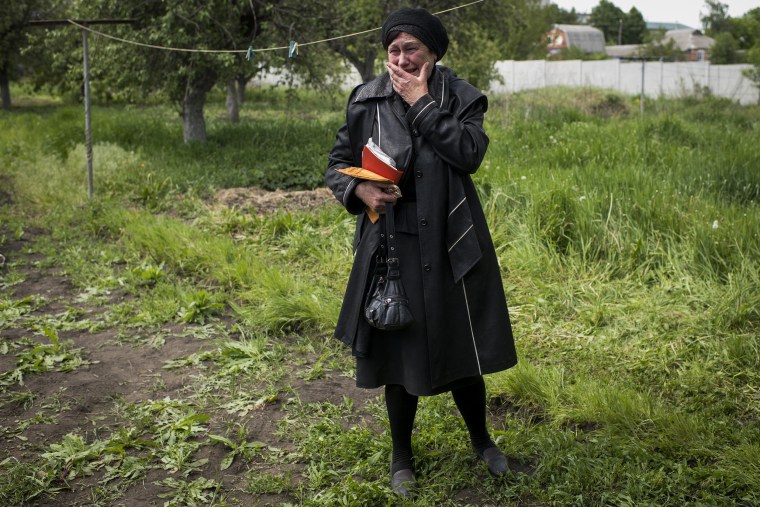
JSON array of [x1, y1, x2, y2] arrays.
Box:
[[385, 377, 494, 473]]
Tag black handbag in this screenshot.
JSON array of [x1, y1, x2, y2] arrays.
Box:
[[364, 203, 414, 331]]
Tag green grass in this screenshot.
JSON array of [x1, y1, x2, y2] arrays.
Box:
[[1, 85, 758, 505]]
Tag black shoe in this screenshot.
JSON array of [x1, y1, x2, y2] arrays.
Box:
[[477, 445, 508, 477], [390, 468, 416, 498]]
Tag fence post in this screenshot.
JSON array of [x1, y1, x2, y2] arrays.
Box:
[[82, 28, 94, 199], [512, 61, 516, 93], [640, 60, 645, 116], [660, 60, 664, 98], [543, 60, 547, 88]]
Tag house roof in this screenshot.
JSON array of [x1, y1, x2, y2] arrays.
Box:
[[553, 24, 606, 53], [606, 45, 642, 58], [647, 22, 692, 31], [664, 29, 715, 51]]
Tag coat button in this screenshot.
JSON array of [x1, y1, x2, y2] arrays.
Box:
[[416, 171, 423, 178], [412, 129, 420, 136], [420, 218, 428, 226], [423, 264, 431, 272]]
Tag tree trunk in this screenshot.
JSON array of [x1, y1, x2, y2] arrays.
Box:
[[355, 50, 378, 83], [181, 72, 216, 143], [226, 80, 240, 123], [330, 44, 377, 83], [236, 74, 247, 104], [1, 65, 11, 111], [182, 95, 207, 143]]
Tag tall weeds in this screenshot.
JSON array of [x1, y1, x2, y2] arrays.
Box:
[[1, 86, 758, 505]]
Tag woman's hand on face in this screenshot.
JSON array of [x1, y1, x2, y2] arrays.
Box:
[[355, 181, 401, 214], [387, 61, 430, 106]]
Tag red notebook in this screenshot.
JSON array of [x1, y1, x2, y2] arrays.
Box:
[[361, 139, 404, 184]]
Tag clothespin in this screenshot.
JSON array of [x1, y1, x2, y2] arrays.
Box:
[[246, 45, 254, 61], [288, 40, 298, 58]]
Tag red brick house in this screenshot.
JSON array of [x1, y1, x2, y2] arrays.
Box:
[[663, 29, 715, 61]]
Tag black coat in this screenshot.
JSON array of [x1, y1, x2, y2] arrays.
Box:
[[325, 66, 517, 395]]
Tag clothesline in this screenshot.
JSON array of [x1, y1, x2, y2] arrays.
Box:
[[65, 0, 485, 55]]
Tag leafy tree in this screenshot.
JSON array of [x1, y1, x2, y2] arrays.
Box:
[[744, 45, 760, 90], [96, 0, 280, 142], [546, 5, 580, 25], [443, 0, 552, 87], [289, 0, 552, 90], [589, 1, 648, 45], [711, 32, 739, 64], [727, 7, 760, 50], [24, 0, 345, 142], [289, 0, 388, 84], [497, 0, 558, 61], [12, 0, 569, 139], [741, 9, 760, 88], [589, 0, 625, 44], [291, 0, 553, 89], [0, 0, 51, 110], [622, 7, 647, 45], [700, 0, 731, 35]]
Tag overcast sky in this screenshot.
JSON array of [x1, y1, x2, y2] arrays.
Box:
[[550, 1, 757, 30]]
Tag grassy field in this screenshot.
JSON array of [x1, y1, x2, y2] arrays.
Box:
[[1, 85, 759, 506]]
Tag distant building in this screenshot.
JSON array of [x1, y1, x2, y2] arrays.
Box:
[[605, 44, 642, 59], [647, 21, 693, 31], [662, 29, 715, 61], [545, 24, 606, 55]]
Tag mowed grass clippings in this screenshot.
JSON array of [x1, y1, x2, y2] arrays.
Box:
[[0, 85, 759, 506]]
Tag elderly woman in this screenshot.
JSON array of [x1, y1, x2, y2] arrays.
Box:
[[325, 7, 517, 497]]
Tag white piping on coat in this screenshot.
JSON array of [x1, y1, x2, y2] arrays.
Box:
[[412, 101, 435, 125], [449, 197, 466, 216], [448, 225, 474, 252], [441, 70, 446, 106], [461, 277, 482, 374]]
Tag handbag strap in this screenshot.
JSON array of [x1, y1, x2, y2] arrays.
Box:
[[385, 203, 401, 280]]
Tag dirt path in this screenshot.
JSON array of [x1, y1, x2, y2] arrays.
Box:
[[0, 223, 377, 506], [1, 188, 529, 505]]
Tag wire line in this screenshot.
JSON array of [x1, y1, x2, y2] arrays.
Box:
[[66, 19, 270, 53], [66, 0, 485, 54]]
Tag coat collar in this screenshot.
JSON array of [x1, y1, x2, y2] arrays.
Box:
[[354, 73, 393, 102]]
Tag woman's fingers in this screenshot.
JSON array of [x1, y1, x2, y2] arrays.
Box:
[[386, 62, 428, 105], [356, 181, 399, 212], [384, 185, 402, 198]]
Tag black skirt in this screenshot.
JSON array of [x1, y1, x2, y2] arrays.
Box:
[[354, 201, 478, 396]]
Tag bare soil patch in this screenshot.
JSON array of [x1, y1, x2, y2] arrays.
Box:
[[1, 189, 512, 505], [214, 187, 334, 215], [0, 217, 377, 506]]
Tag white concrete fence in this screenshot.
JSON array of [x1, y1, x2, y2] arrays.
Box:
[[490, 59, 759, 105], [252, 59, 759, 105]]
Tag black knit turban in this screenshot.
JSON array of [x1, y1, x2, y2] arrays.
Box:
[[381, 8, 449, 61]]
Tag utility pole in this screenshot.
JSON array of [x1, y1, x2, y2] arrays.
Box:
[[640, 59, 645, 116], [618, 18, 623, 45], [28, 19, 136, 199], [82, 27, 93, 199]]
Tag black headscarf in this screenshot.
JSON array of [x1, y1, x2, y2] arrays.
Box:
[[381, 8, 449, 61]]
